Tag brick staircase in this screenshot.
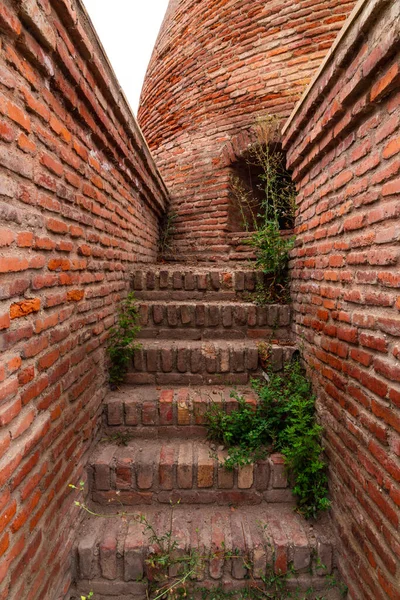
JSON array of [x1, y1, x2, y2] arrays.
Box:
[[70, 266, 341, 600], [130, 266, 294, 386]]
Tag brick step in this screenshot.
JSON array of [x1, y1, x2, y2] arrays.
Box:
[[128, 340, 296, 385], [105, 385, 259, 437], [137, 301, 292, 341], [72, 505, 339, 600], [89, 439, 293, 506], [132, 265, 266, 301]]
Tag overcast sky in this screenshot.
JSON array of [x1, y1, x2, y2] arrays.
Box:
[[83, 0, 169, 114]]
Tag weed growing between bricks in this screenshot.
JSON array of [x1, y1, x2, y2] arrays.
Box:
[[108, 293, 142, 388], [231, 116, 296, 305], [159, 210, 178, 258], [205, 360, 330, 519], [100, 431, 134, 446], [70, 485, 344, 600]]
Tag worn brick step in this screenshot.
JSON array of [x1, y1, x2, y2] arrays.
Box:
[[105, 385, 258, 436], [73, 505, 338, 599], [132, 265, 275, 301], [89, 439, 293, 506], [129, 340, 296, 385], [138, 327, 292, 341], [137, 301, 292, 341]]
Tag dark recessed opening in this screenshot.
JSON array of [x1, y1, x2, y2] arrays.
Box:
[[228, 143, 295, 233]]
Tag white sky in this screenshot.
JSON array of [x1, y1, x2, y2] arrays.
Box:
[[83, 0, 169, 114]]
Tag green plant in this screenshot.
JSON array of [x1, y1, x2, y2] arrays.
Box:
[[159, 210, 178, 256], [80, 593, 93, 600], [245, 280, 291, 306], [206, 393, 270, 470], [141, 508, 203, 599], [206, 359, 330, 518], [250, 222, 294, 280], [107, 292, 141, 388], [100, 431, 133, 446], [247, 117, 296, 228], [230, 116, 296, 299]]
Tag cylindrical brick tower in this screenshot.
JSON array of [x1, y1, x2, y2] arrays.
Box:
[[138, 0, 356, 262]]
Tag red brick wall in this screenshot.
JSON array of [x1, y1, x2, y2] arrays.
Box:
[[0, 1, 168, 598], [283, 1, 400, 597], [138, 0, 356, 261]]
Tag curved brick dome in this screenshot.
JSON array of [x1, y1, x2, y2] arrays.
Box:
[[138, 0, 356, 261]]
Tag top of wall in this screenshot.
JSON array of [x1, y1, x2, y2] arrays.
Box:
[[72, 0, 169, 211], [282, 0, 400, 173], [18, 0, 170, 214]]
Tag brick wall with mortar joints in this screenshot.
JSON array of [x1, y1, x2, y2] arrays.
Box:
[[282, 1, 400, 598], [0, 0, 168, 598], [138, 0, 357, 261]]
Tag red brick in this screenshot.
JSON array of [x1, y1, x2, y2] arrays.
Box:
[[0, 378, 18, 403], [46, 218, 68, 234], [0, 432, 10, 461], [0, 120, 16, 143], [10, 298, 41, 319], [49, 115, 71, 143], [19, 0, 56, 48], [337, 326, 358, 344], [0, 500, 17, 535], [377, 317, 400, 337], [359, 333, 388, 353], [69, 225, 83, 237], [343, 214, 364, 231], [40, 153, 63, 177], [382, 178, 400, 197], [159, 389, 174, 424], [383, 137, 400, 160], [11, 490, 41, 533], [16, 231, 34, 247], [17, 133, 36, 154], [0, 4, 21, 36], [374, 358, 400, 384], [20, 375, 49, 405], [10, 408, 35, 440], [159, 445, 174, 490], [377, 569, 400, 600], [0, 491, 10, 515], [0, 257, 29, 273], [23, 334, 49, 358], [0, 446, 23, 488], [72, 139, 88, 161], [66, 289, 84, 302], [0, 313, 10, 330], [350, 348, 372, 367], [7, 101, 31, 133], [34, 236, 56, 251], [22, 88, 50, 121], [38, 348, 60, 371], [0, 0, 379, 597], [0, 228, 15, 247], [0, 533, 9, 558], [48, 258, 70, 271]]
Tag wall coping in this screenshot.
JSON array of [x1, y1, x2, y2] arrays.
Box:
[[282, 0, 369, 137], [281, 0, 399, 173], [50, 0, 170, 213]]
